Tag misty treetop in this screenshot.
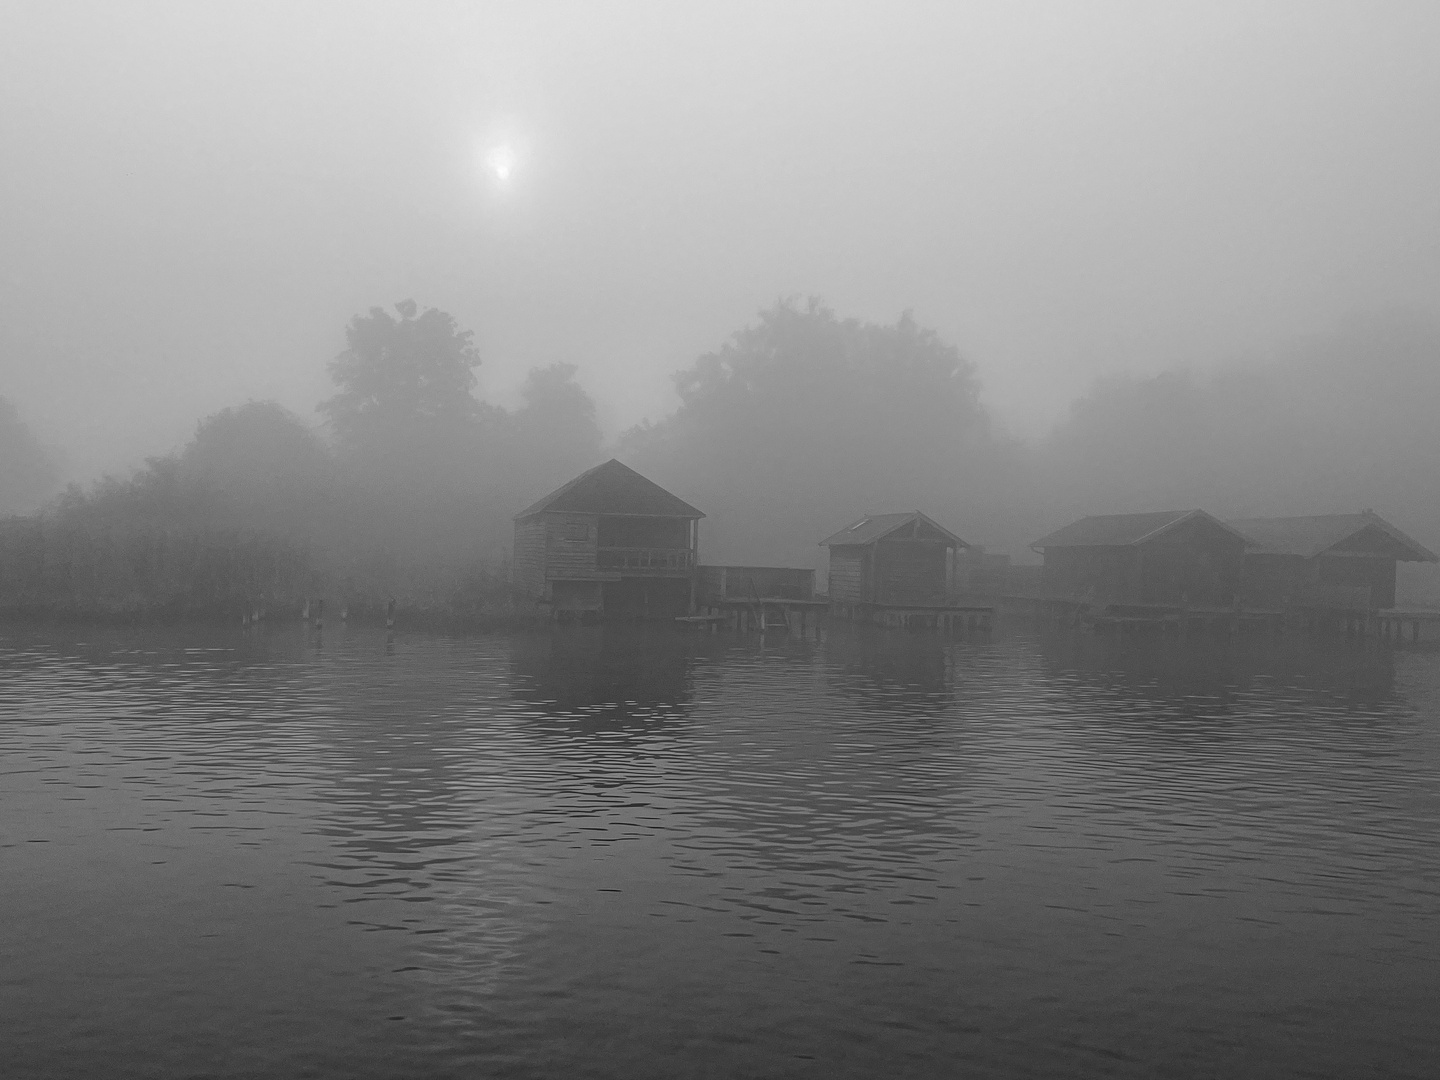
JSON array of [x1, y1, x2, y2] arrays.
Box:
[[6, 298, 1440, 615], [0, 397, 62, 515], [0, 302, 611, 617], [623, 299, 1009, 565], [670, 299, 984, 435], [320, 301, 488, 459]]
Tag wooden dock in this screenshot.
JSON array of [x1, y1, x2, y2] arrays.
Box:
[[1090, 604, 1287, 636], [1374, 609, 1440, 643], [830, 601, 995, 633], [682, 597, 829, 633]]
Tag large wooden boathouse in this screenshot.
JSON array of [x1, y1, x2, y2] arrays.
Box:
[[1031, 510, 1247, 607], [513, 459, 704, 619]]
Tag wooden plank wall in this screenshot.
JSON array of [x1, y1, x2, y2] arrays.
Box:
[[1318, 554, 1397, 609], [544, 513, 600, 580], [513, 518, 548, 597], [877, 541, 949, 603], [828, 547, 864, 603]]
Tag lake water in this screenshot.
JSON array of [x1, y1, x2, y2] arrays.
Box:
[[2, 621, 1438, 1079]]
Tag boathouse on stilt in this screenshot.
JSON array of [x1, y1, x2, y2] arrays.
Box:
[[1031, 510, 1247, 608], [1229, 511, 1438, 613], [820, 511, 991, 630], [512, 459, 704, 620]]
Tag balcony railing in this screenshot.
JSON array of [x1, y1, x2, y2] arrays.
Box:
[[596, 546, 695, 573]]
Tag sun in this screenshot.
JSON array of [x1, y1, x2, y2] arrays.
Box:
[[486, 144, 516, 183]]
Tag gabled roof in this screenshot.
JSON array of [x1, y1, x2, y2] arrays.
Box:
[[1031, 509, 1246, 550], [819, 511, 969, 548], [515, 459, 704, 520], [1228, 513, 1438, 562]]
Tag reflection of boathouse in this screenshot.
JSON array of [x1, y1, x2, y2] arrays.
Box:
[[513, 459, 703, 619], [1031, 510, 1247, 607], [1229, 512, 1437, 612]]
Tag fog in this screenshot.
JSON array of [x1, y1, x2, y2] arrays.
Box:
[[2, 2, 1439, 607]]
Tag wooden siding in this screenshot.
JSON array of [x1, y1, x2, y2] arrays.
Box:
[[1041, 546, 1135, 602], [1134, 517, 1244, 605], [1317, 554, 1396, 609], [1239, 553, 1312, 609], [1042, 517, 1244, 606], [828, 547, 865, 603], [876, 540, 950, 604], [597, 515, 691, 549], [513, 518, 548, 598], [543, 512, 600, 581]]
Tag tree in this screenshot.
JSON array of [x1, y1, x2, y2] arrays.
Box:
[[508, 363, 604, 485], [181, 400, 330, 494], [622, 298, 1001, 563], [0, 396, 62, 514], [320, 301, 483, 462]]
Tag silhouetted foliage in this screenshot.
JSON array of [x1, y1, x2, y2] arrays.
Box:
[[182, 400, 331, 496], [506, 362, 604, 489], [320, 301, 488, 469], [0, 303, 614, 619], [10, 297, 1439, 617], [0, 397, 62, 515], [1038, 313, 1440, 531], [623, 298, 1018, 564], [1033, 312, 1440, 600], [0, 514, 310, 618]]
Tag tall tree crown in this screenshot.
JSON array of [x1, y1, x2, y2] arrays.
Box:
[[320, 302, 481, 454]]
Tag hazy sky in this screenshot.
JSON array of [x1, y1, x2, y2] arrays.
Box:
[[3, 1, 1438, 478]]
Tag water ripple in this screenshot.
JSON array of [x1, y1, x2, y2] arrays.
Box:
[[2, 622, 1438, 1078]]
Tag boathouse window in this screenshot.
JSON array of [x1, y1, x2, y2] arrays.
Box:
[[560, 523, 591, 542]]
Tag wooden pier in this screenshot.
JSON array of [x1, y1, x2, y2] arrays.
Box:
[[830, 601, 995, 633], [682, 597, 829, 634], [1373, 609, 1440, 643], [1022, 597, 1289, 636], [1090, 604, 1287, 636]]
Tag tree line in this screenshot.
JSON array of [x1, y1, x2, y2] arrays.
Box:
[[3, 298, 1439, 617]]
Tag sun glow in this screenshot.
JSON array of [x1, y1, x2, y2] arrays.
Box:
[[486, 143, 516, 182]]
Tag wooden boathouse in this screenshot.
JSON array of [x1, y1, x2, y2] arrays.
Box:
[[820, 512, 992, 629], [1229, 512, 1438, 613], [513, 459, 703, 620], [1031, 510, 1247, 607]]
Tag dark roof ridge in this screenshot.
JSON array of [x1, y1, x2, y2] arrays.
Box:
[[1227, 512, 1437, 562], [515, 458, 704, 520], [819, 510, 969, 548], [1031, 509, 1247, 550]]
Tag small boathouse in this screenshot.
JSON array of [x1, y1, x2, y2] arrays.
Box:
[[1230, 511, 1438, 612], [513, 459, 704, 620], [820, 511, 991, 628]]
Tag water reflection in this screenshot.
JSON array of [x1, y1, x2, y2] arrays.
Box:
[[2, 620, 1439, 1079], [1035, 624, 1401, 704], [508, 625, 698, 729], [822, 624, 956, 715]]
